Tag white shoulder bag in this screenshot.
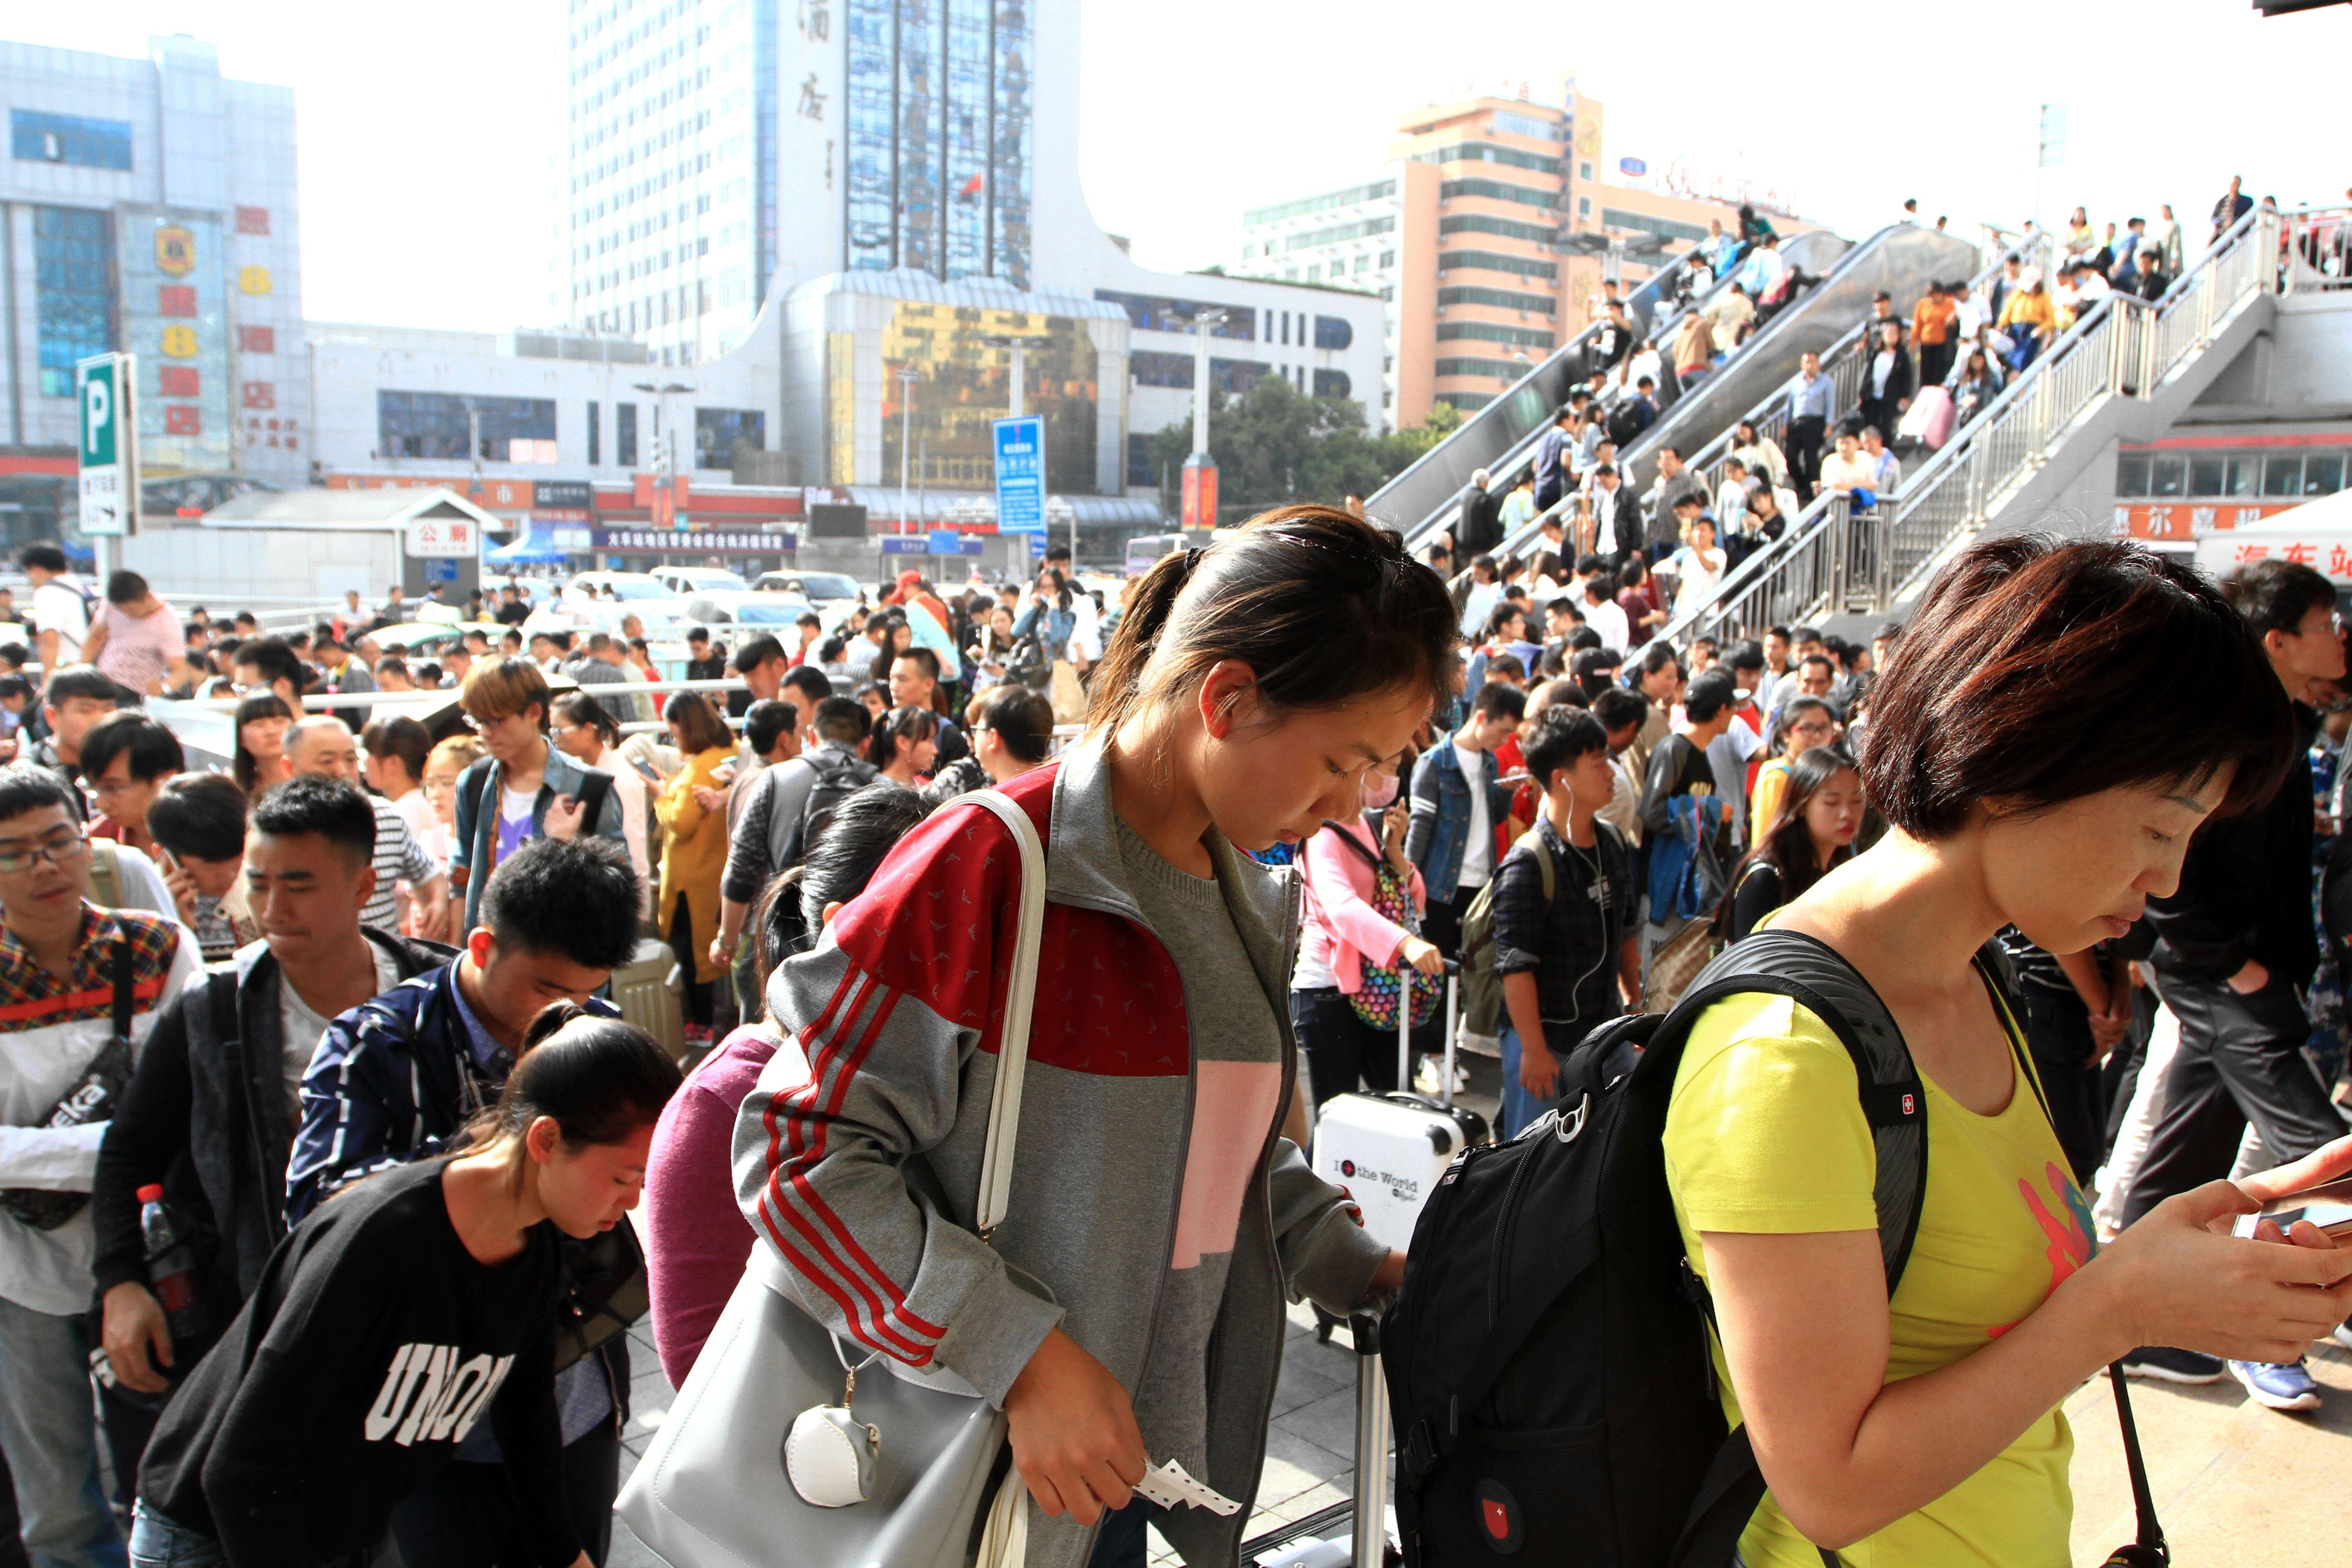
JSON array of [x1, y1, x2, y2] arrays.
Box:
[[617, 788, 1047, 1568]]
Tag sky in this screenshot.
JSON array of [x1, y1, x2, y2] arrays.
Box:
[[15, 0, 2352, 331]]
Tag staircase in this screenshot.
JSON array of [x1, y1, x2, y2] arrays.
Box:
[[1421, 224, 1972, 575], [1658, 207, 2281, 648]]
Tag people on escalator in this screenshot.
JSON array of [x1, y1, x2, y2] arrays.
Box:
[[1610, 377, 1660, 446], [1857, 320, 1915, 448], [1702, 281, 1754, 357], [1946, 346, 2006, 424], [1731, 417, 1789, 493], [1586, 465, 1643, 569], [1672, 311, 1717, 390], [2131, 250, 2171, 301], [1533, 406, 1577, 514], [1454, 468, 1505, 559], [1784, 350, 1835, 506], [1588, 300, 1635, 390], [1643, 447, 1709, 565], [1996, 269, 2058, 371], [1911, 280, 1960, 389], [1497, 470, 1537, 540]]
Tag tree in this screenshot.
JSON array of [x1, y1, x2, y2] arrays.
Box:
[[1144, 380, 1464, 524]]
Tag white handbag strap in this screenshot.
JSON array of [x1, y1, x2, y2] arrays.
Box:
[[957, 789, 1046, 1243]]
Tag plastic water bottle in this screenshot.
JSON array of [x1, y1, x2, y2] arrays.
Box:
[[137, 1183, 205, 1350]]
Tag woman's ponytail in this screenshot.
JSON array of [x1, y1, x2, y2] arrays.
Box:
[[1086, 546, 1198, 739]]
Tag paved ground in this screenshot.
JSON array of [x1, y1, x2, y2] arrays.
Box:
[[609, 1047, 2352, 1567]]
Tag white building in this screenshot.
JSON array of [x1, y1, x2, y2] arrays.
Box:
[[0, 34, 306, 491], [1235, 180, 1401, 423], [541, 0, 1383, 497]]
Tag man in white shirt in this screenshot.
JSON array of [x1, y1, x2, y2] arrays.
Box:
[[1458, 556, 1504, 641], [1576, 559, 1630, 652], [20, 544, 92, 670]]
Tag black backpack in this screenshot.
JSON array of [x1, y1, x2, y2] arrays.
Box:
[[1382, 929, 1932, 1568], [787, 748, 881, 865]]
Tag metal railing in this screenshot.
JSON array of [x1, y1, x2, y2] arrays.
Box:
[[1681, 236, 2054, 503], [1377, 239, 1715, 553], [2280, 206, 2352, 295], [1649, 207, 2277, 644], [1446, 224, 1966, 594]]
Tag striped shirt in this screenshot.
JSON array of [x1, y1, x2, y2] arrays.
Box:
[[0, 904, 202, 1313], [367, 795, 440, 934]]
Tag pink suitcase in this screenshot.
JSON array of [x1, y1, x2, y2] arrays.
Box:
[[1900, 384, 1956, 450]]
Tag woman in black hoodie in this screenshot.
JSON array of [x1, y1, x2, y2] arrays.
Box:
[[130, 1009, 678, 1568]]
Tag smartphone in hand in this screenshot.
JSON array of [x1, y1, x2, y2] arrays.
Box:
[[2239, 1174, 2352, 1240]]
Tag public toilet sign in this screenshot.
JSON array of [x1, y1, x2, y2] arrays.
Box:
[[77, 353, 138, 537], [407, 513, 478, 558], [993, 415, 1046, 535]]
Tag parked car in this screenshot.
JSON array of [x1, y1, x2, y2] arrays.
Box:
[[754, 569, 863, 609], [684, 591, 819, 628], [651, 566, 750, 597], [566, 570, 686, 603]]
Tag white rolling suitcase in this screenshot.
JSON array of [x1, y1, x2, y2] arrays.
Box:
[[1309, 964, 1491, 1253]]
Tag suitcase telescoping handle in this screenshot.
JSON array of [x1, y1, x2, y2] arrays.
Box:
[[1348, 1312, 1388, 1568], [1396, 960, 1463, 1109]]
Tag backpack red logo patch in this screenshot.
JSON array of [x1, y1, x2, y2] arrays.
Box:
[[1902, 1092, 1916, 1116], [1474, 1479, 1522, 1553]]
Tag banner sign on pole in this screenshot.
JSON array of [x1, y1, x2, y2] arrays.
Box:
[[993, 415, 1046, 535]]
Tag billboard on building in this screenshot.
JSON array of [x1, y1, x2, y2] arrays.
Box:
[[116, 206, 231, 475]]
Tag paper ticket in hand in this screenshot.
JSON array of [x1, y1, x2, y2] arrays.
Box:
[[1132, 1460, 1240, 1515]]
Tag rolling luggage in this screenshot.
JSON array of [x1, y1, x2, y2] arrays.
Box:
[[1309, 966, 1490, 1254], [1897, 384, 1956, 450], [612, 936, 686, 1059], [1237, 1312, 1396, 1568]]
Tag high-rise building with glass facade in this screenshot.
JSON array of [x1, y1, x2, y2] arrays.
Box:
[[0, 34, 306, 533]]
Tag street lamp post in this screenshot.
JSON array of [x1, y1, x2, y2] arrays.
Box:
[[632, 380, 695, 550], [1179, 307, 1228, 532], [980, 333, 1029, 418], [896, 365, 921, 533]]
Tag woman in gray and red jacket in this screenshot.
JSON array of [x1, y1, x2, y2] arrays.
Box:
[[737, 507, 1459, 1568]]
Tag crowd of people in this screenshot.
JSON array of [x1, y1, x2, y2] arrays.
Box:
[[4, 491, 2352, 1568], [1427, 183, 2255, 659]]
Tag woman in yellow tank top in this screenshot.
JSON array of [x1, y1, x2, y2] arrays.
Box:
[[1664, 535, 2352, 1567]]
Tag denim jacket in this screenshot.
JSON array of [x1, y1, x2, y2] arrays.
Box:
[[1405, 735, 1519, 896]]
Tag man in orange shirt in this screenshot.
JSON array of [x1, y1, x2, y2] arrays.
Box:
[[1911, 279, 1960, 389]]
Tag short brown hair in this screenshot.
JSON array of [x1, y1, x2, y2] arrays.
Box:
[[460, 657, 551, 729], [1861, 534, 2291, 839], [663, 690, 733, 755]]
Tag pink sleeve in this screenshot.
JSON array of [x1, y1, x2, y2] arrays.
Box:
[[1301, 828, 1413, 969], [644, 1072, 762, 1387]]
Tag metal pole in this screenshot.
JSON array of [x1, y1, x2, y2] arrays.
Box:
[[1009, 343, 1026, 420], [1191, 317, 1211, 455], [897, 367, 918, 531]]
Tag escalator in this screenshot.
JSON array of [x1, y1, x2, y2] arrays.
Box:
[[1367, 229, 1852, 549], [1474, 223, 1979, 568]]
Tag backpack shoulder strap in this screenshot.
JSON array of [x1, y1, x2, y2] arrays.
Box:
[[87, 837, 119, 910], [1660, 927, 1927, 1291], [1321, 818, 1383, 872], [111, 938, 136, 1040], [1528, 828, 1555, 903], [573, 768, 614, 831]]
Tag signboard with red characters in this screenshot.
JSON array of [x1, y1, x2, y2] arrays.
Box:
[[407, 513, 478, 559], [2194, 516, 2352, 585], [2111, 502, 2301, 540]]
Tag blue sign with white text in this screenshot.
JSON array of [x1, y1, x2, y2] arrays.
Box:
[[993, 415, 1046, 535], [423, 558, 459, 584]]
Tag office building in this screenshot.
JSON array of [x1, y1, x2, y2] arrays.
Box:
[[1236, 87, 1808, 429], [0, 33, 306, 517]]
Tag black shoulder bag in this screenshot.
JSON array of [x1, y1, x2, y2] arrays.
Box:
[[0, 941, 138, 1229]]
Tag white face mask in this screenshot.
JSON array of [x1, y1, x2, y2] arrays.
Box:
[[1363, 773, 1401, 811]]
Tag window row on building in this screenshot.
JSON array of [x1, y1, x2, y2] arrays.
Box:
[[1436, 284, 1555, 316], [1599, 206, 1709, 245], [1440, 177, 1560, 211], [1243, 180, 1397, 229], [1436, 320, 1555, 349], [1438, 213, 1559, 247], [1436, 249, 1556, 282], [11, 110, 133, 171], [1127, 352, 1350, 401], [375, 390, 766, 470], [2115, 446, 2349, 500], [1406, 141, 1562, 177]]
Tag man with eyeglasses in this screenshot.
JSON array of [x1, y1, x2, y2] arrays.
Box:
[[0, 765, 201, 1568], [228, 638, 304, 711]]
